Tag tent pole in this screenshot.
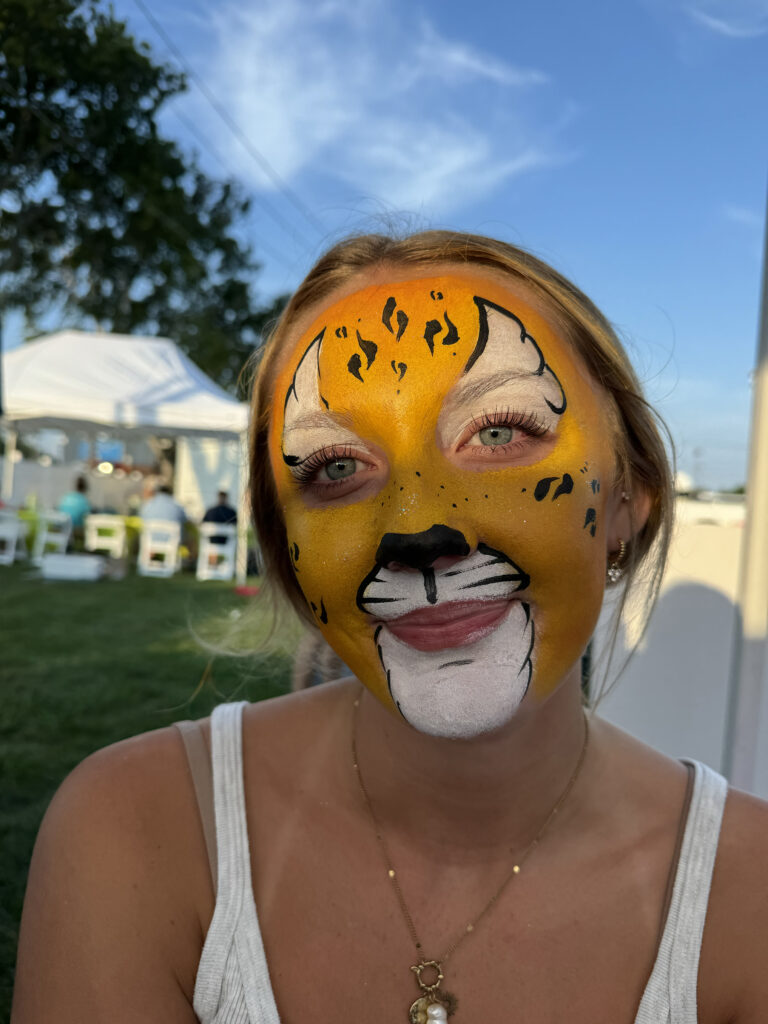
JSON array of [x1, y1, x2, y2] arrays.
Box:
[[2, 427, 17, 502], [236, 430, 248, 585]]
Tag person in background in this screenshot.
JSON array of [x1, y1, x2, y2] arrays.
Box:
[[139, 483, 186, 526], [57, 475, 91, 542], [202, 489, 237, 528]]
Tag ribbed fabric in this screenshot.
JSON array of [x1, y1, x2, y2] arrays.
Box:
[[193, 702, 280, 1024], [635, 759, 727, 1023], [192, 703, 727, 1023]]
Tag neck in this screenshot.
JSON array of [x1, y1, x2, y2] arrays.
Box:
[[352, 669, 588, 858]]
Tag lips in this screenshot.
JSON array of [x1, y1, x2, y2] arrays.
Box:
[[383, 599, 513, 652]]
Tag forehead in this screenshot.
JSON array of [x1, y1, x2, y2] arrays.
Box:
[[272, 270, 596, 428]]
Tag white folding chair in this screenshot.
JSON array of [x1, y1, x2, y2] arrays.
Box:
[[32, 511, 72, 564], [196, 522, 237, 581], [0, 514, 21, 566], [84, 514, 127, 559], [137, 519, 181, 577]]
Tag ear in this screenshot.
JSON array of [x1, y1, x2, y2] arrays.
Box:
[[604, 483, 652, 556]]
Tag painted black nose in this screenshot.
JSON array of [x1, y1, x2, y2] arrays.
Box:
[[375, 524, 470, 570]]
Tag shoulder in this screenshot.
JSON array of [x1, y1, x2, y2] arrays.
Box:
[[699, 781, 768, 1023], [13, 725, 211, 1021]]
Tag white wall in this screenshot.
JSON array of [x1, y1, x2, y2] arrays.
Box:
[[174, 437, 245, 522], [596, 500, 768, 797]]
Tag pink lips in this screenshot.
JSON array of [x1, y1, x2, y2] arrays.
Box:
[[384, 599, 512, 652]]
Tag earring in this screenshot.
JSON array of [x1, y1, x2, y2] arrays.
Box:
[[607, 539, 627, 583]]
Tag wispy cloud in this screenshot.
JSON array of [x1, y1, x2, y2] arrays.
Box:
[[181, 0, 566, 216], [722, 204, 763, 228], [685, 0, 768, 38]]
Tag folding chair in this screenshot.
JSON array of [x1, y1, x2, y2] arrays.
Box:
[[137, 519, 181, 577], [32, 511, 72, 565], [0, 514, 21, 566], [196, 522, 237, 581], [84, 514, 127, 559]]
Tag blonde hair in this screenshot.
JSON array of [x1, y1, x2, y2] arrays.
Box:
[[248, 230, 674, 689]]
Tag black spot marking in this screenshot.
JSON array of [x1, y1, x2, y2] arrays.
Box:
[[311, 602, 317, 612], [464, 497, 469, 501], [441, 312, 459, 346], [382, 297, 397, 332], [590, 478, 600, 494], [347, 353, 364, 381], [292, 542, 299, 562], [584, 508, 597, 537], [439, 659, 474, 669], [423, 320, 440, 355], [440, 484, 445, 489], [521, 487, 526, 493], [335, 325, 348, 338], [452, 503, 457, 508], [396, 362, 406, 380], [552, 473, 574, 500], [356, 331, 377, 369], [319, 599, 328, 624], [395, 310, 408, 341], [400, 486, 404, 491], [422, 568, 438, 604], [534, 477, 558, 501], [580, 462, 589, 474], [415, 471, 421, 477], [320, 394, 329, 409], [430, 289, 443, 300]]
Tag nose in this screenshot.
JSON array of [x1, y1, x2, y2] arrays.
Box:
[[375, 524, 470, 570]]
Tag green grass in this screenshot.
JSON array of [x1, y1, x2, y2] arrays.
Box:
[[0, 563, 303, 1018]]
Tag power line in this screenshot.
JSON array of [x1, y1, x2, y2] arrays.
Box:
[[132, 0, 326, 242], [167, 108, 296, 272]]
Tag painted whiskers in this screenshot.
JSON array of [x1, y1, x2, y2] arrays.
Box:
[[351, 693, 590, 1021]]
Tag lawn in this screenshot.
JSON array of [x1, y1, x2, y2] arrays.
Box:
[[0, 562, 303, 1019]]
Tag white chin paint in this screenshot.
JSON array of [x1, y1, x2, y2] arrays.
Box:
[[377, 601, 534, 739]]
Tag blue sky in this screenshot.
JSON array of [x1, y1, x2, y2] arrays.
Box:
[[14, 0, 768, 488]]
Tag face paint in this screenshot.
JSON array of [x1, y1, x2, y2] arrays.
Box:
[[269, 273, 617, 738]]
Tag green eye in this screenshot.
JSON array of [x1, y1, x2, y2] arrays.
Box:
[[324, 458, 357, 480], [478, 425, 514, 446]]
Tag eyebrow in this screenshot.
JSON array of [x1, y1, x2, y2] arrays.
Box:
[[283, 410, 353, 434], [447, 370, 537, 406]]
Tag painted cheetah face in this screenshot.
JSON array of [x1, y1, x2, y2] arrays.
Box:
[[269, 270, 618, 737]]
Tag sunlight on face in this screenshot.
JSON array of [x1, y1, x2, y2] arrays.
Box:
[[269, 273, 616, 738]]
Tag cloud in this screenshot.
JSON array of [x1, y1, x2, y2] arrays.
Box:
[[684, 1, 768, 37], [722, 204, 763, 228], [181, 0, 565, 216]]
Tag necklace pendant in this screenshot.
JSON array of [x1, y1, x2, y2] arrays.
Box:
[[409, 991, 458, 1022]]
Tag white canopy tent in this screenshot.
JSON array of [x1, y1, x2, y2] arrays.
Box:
[[1, 329, 251, 580]]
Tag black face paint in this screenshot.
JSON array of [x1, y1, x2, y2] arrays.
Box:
[[590, 478, 600, 494], [440, 312, 459, 346], [534, 476, 559, 501], [347, 353, 364, 381], [356, 330, 377, 369], [319, 599, 328, 624], [584, 507, 597, 537], [424, 319, 440, 355], [552, 473, 573, 499]]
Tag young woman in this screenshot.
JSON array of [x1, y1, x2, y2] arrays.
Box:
[[13, 232, 768, 1024]]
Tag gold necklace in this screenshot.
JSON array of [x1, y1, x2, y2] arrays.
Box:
[[351, 694, 590, 1023]]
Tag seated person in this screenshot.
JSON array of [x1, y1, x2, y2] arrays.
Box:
[[57, 475, 91, 545], [139, 483, 185, 525], [202, 490, 237, 528]]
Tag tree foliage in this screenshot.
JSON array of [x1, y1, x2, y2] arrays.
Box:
[[0, 0, 285, 392]]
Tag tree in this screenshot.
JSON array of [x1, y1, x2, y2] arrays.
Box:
[[0, 0, 285, 392]]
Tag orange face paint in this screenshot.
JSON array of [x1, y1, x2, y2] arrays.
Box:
[[269, 273, 616, 737]]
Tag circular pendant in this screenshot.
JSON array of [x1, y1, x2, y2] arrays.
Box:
[[408, 991, 458, 1022]]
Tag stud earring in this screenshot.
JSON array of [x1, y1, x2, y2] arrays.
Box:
[[607, 539, 627, 583]]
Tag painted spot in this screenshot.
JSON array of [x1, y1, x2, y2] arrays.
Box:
[[424, 319, 441, 354], [390, 360, 407, 380], [356, 331, 377, 369], [430, 289, 443, 300], [440, 312, 459, 346], [584, 507, 597, 537], [334, 325, 348, 338], [347, 353, 363, 381], [590, 478, 600, 494], [534, 476, 559, 501], [319, 599, 328, 624], [552, 473, 574, 500]]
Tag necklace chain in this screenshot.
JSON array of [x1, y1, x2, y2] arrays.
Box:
[[351, 695, 590, 966]]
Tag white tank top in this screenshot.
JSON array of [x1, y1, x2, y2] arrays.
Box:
[[191, 701, 728, 1024]]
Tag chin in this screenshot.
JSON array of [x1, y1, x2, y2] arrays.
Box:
[[377, 600, 534, 740]]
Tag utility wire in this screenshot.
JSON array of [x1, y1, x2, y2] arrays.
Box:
[[132, 0, 326, 242], [169, 106, 297, 273]]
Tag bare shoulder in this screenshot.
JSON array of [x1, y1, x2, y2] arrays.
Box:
[[700, 784, 768, 1023], [13, 724, 212, 1023]]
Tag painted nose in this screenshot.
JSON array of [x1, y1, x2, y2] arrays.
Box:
[[375, 524, 470, 571]]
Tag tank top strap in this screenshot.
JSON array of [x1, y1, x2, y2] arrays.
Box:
[[635, 759, 727, 1024]]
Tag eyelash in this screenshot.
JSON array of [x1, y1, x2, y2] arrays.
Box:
[[462, 408, 550, 448], [290, 445, 361, 487]]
